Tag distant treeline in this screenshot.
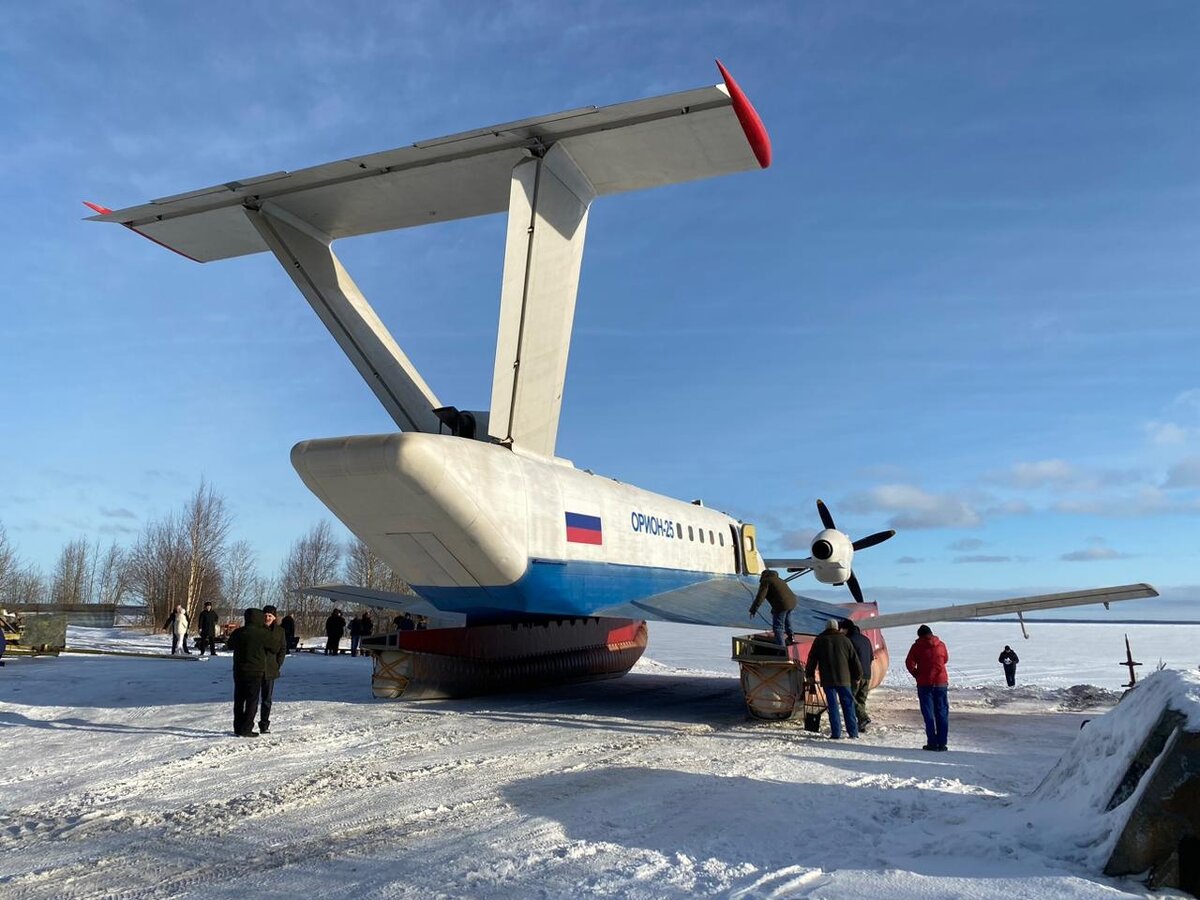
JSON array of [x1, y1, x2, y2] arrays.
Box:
[[0, 480, 412, 636]]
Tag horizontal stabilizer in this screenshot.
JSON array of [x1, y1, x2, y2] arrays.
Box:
[[294, 583, 465, 628], [86, 65, 768, 262], [860, 583, 1158, 631]]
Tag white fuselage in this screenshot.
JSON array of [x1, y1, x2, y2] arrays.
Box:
[[292, 433, 763, 620]]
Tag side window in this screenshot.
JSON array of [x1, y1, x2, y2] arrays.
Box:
[[699, 529, 706, 544], [688, 525, 694, 541], [718, 532, 725, 547], [708, 530, 714, 544], [676, 522, 683, 539]]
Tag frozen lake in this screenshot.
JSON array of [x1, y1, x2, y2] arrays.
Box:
[[0, 622, 1193, 898]]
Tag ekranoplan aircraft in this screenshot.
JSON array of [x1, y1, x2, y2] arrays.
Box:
[[88, 62, 1155, 698]]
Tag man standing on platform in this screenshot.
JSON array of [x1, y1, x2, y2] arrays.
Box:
[[748, 569, 796, 647]]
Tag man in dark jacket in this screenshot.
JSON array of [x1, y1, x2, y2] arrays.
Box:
[[259, 604, 287, 733], [281, 613, 297, 653], [998, 645, 1019, 687], [749, 569, 797, 646], [227, 608, 270, 737], [325, 608, 345, 655], [839, 618, 875, 729], [906, 624, 950, 751], [196, 601, 220, 657], [804, 619, 863, 738], [349, 613, 363, 656]]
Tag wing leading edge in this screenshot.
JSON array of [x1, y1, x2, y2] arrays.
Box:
[[86, 67, 769, 263], [860, 583, 1159, 631]]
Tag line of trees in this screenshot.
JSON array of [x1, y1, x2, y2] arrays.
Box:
[[0, 480, 412, 637]]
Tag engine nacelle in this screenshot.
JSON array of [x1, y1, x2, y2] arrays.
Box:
[[810, 528, 854, 585]]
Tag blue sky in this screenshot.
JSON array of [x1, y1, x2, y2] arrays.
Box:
[[1, 1, 1198, 612]]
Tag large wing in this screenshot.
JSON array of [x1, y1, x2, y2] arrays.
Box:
[[85, 65, 768, 264], [861, 583, 1158, 631]]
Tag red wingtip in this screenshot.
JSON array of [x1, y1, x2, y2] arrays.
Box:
[[715, 59, 771, 169], [83, 201, 113, 215]]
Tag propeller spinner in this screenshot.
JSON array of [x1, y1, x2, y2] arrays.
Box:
[[796, 499, 896, 602]]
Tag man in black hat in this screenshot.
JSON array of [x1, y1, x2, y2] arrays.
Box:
[[839, 618, 875, 729], [197, 601, 220, 657], [260, 605, 287, 733], [227, 608, 270, 737]]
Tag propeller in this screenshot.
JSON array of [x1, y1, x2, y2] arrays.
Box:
[[814, 498, 896, 603]]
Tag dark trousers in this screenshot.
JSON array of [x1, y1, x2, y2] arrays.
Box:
[[852, 678, 871, 725], [260, 677, 276, 729], [171, 633, 190, 654], [197, 634, 217, 655], [771, 609, 793, 646], [918, 685, 949, 748], [823, 685, 859, 738], [1003, 664, 1017, 687], [325, 636, 340, 655], [350, 634, 361, 656], [233, 676, 262, 735]]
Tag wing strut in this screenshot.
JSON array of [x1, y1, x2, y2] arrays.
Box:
[[244, 202, 443, 434]]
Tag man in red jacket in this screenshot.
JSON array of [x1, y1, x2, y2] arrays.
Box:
[[905, 624, 950, 751]]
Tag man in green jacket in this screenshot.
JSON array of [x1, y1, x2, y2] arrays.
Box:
[[227, 608, 270, 738], [259, 605, 287, 734], [804, 619, 863, 739]]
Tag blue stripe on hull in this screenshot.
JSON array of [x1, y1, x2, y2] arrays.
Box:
[[412, 560, 720, 618], [409, 560, 852, 632]]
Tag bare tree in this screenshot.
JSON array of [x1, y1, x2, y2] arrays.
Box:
[[344, 538, 411, 594], [0, 524, 45, 604], [222, 539, 257, 623], [95, 541, 129, 605], [0, 522, 22, 600], [279, 521, 343, 635], [126, 513, 189, 627], [182, 479, 231, 623], [50, 538, 91, 605], [8, 568, 47, 604]]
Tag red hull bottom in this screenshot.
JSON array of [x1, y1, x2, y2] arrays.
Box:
[[362, 617, 648, 700]]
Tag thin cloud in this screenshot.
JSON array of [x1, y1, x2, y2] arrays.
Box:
[[953, 555, 1012, 564], [948, 538, 985, 551], [777, 529, 816, 552], [843, 484, 982, 530], [1061, 546, 1130, 562], [99, 507, 138, 520], [1163, 457, 1200, 489], [895, 556, 923, 564]]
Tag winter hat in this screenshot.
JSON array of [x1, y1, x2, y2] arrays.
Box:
[[263, 605, 278, 615], [824, 619, 839, 632], [917, 624, 932, 637]]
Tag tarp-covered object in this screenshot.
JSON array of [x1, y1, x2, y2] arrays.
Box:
[[1034, 669, 1200, 894]]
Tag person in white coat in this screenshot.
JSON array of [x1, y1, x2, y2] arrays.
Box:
[[164, 605, 191, 655]]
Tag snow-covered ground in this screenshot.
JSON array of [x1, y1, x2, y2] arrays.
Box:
[[0, 622, 1195, 898]]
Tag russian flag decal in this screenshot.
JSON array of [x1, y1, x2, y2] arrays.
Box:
[[565, 512, 603, 545]]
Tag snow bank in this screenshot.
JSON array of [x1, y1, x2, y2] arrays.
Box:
[[1031, 669, 1200, 867]]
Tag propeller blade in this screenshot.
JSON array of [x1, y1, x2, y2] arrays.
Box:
[[816, 498, 836, 530], [852, 529, 896, 551], [847, 572, 865, 603]]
